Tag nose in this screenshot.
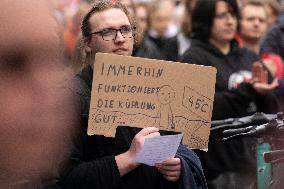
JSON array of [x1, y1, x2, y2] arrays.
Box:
[[114, 30, 126, 43], [226, 14, 236, 24], [253, 18, 261, 26]]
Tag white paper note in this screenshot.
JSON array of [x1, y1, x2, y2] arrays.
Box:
[[135, 134, 183, 166]]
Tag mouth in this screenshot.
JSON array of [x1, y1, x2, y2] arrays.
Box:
[[224, 29, 235, 33], [251, 29, 261, 33], [112, 48, 128, 54]]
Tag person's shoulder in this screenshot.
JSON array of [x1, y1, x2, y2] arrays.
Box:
[[165, 35, 178, 43], [135, 36, 165, 60], [266, 22, 284, 38], [72, 65, 93, 97], [180, 40, 211, 64], [182, 39, 204, 55], [233, 43, 259, 60], [237, 46, 256, 55]]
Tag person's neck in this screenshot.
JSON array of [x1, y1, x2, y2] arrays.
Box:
[[241, 36, 261, 54], [209, 38, 231, 55]]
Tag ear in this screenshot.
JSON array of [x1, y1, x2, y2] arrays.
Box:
[[84, 38, 92, 53], [85, 45, 92, 53]]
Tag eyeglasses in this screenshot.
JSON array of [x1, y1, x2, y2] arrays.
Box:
[[215, 12, 237, 21], [89, 25, 135, 41]]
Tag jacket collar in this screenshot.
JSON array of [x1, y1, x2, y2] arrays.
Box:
[[191, 38, 240, 57]]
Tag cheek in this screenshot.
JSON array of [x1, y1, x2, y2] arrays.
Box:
[[128, 39, 134, 54], [245, 23, 253, 30], [100, 43, 111, 51], [211, 22, 221, 34], [260, 24, 267, 32], [211, 27, 220, 39], [241, 23, 250, 33], [95, 41, 113, 53]]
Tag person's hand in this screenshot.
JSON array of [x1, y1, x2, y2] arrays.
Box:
[[248, 61, 278, 94], [156, 157, 181, 182], [252, 78, 279, 95], [262, 59, 277, 77], [127, 127, 160, 161], [251, 61, 268, 83], [115, 127, 160, 176]]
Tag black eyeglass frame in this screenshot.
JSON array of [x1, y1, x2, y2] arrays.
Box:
[[89, 26, 136, 41]]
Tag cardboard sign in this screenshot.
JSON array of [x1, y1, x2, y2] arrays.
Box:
[[88, 53, 216, 149]]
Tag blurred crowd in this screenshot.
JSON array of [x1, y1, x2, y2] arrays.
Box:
[[53, 0, 284, 74], [1, 0, 284, 188]]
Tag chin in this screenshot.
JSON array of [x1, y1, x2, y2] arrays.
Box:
[[225, 35, 235, 41]]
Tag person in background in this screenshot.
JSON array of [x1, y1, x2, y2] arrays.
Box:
[[64, 1, 91, 61], [146, 0, 180, 61], [263, 0, 282, 28], [238, 0, 284, 79], [118, 0, 164, 60], [59, 1, 207, 189], [180, 0, 278, 188], [176, 0, 198, 57], [148, 0, 177, 39], [261, 12, 284, 61], [135, 2, 149, 35], [238, 0, 268, 53]]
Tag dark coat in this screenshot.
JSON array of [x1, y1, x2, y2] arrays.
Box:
[[261, 18, 284, 60], [59, 65, 207, 189], [180, 39, 278, 188], [181, 39, 278, 120]]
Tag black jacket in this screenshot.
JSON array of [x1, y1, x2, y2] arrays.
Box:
[[261, 16, 284, 60], [145, 33, 179, 62], [59, 65, 207, 189], [181, 39, 278, 120], [180, 39, 278, 184], [133, 35, 165, 60]]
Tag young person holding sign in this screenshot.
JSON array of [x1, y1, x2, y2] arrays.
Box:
[[59, 1, 206, 189]]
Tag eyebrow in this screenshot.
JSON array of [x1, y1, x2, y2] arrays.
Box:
[[97, 24, 131, 31]]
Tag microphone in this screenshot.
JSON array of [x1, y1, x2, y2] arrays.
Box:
[[245, 120, 277, 136], [211, 112, 277, 131], [211, 118, 235, 127], [222, 126, 254, 137], [222, 119, 278, 141]]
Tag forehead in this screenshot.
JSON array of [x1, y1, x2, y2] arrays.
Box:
[[215, 1, 230, 13], [242, 5, 266, 18], [89, 8, 130, 31], [153, 2, 174, 17]]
